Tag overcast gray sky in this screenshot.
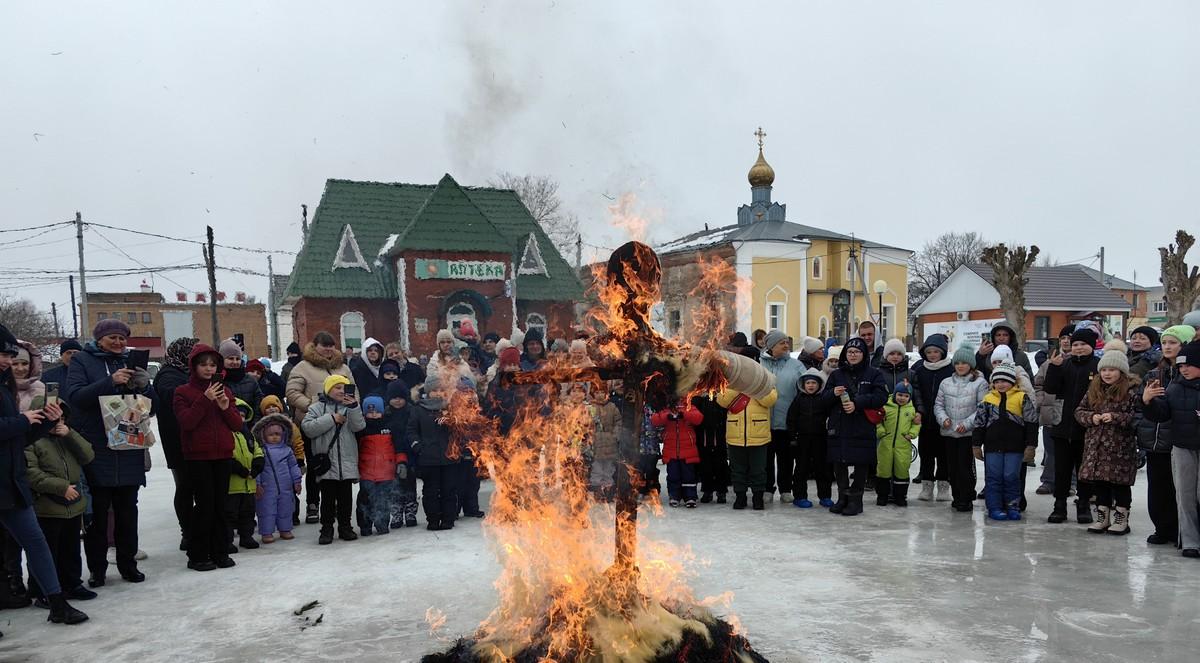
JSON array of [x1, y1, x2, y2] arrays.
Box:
[[3, 1, 1197, 317]]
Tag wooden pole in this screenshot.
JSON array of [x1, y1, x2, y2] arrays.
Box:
[[204, 226, 220, 344]]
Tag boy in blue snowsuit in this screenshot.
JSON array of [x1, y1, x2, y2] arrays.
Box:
[[252, 413, 302, 541]]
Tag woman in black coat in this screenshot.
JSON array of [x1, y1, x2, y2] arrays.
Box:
[[822, 338, 888, 516], [0, 324, 88, 628]]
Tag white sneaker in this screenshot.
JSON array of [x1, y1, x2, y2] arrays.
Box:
[[135, 549, 148, 561], [936, 481, 952, 502], [779, 492, 793, 504], [918, 482, 934, 501]]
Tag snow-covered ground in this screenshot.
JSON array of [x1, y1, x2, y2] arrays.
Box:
[[3, 444, 1197, 663]]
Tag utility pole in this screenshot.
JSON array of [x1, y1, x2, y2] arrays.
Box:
[[847, 242, 857, 342], [268, 254, 279, 359], [69, 275, 78, 339], [51, 303, 61, 338], [75, 212, 89, 339], [1099, 246, 1107, 287], [203, 225, 220, 344], [575, 233, 582, 272]]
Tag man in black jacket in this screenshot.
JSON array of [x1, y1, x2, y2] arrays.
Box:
[[41, 339, 83, 388], [1043, 327, 1100, 524]]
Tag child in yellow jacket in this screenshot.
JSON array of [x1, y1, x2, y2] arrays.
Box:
[[875, 383, 920, 507], [227, 399, 264, 551], [717, 387, 778, 510]]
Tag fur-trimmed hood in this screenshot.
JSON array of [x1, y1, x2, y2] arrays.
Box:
[[252, 412, 295, 445], [302, 342, 346, 371]]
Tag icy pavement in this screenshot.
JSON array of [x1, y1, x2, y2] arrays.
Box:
[[3, 445, 1197, 663]]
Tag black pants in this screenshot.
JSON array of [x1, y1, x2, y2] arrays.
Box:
[[916, 423, 948, 481], [225, 493, 256, 544], [793, 435, 833, 500], [833, 463, 867, 496], [637, 453, 661, 495], [83, 484, 139, 576], [30, 516, 83, 599], [765, 430, 794, 495], [696, 426, 729, 495], [420, 465, 460, 526], [1053, 436, 1090, 503], [1093, 482, 1132, 509], [187, 459, 231, 564], [303, 436, 320, 507], [170, 468, 193, 541], [459, 459, 482, 516], [1146, 452, 1178, 539], [0, 528, 21, 579], [319, 480, 354, 532], [945, 437, 977, 507]]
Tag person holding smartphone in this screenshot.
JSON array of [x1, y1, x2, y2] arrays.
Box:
[[65, 319, 156, 587], [302, 375, 365, 544], [1136, 325, 1196, 545]]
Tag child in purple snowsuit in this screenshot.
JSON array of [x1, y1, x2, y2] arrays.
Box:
[[252, 413, 302, 542]]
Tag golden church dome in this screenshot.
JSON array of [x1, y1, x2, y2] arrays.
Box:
[[748, 147, 775, 188]]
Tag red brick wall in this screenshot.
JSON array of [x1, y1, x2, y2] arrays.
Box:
[[292, 297, 400, 349], [401, 250, 514, 355]]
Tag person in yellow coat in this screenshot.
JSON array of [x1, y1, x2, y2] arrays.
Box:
[[227, 399, 264, 552], [717, 386, 778, 511], [875, 383, 920, 507]]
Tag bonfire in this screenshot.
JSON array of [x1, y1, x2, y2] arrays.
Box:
[[423, 242, 774, 663]]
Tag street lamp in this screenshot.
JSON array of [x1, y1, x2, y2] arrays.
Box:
[[873, 279, 888, 337]]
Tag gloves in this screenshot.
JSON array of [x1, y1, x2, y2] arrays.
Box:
[[1023, 446, 1036, 465], [129, 368, 151, 392], [972, 446, 984, 462], [396, 464, 409, 480], [231, 462, 251, 478], [667, 412, 682, 421], [250, 456, 265, 478]]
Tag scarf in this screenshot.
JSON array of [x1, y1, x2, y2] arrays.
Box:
[[921, 355, 953, 372], [165, 337, 199, 371]]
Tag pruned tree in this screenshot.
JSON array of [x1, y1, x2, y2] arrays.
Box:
[[1159, 230, 1200, 326], [907, 231, 986, 310], [490, 172, 580, 260], [0, 295, 59, 354], [979, 243, 1040, 344]]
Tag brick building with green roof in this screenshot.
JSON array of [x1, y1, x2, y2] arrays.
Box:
[[283, 174, 583, 355]]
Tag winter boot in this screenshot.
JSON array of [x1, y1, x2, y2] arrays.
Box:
[[1087, 506, 1111, 534], [118, 566, 145, 583], [732, 492, 747, 510], [751, 492, 765, 511], [239, 537, 260, 550], [187, 560, 217, 572], [875, 482, 890, 507], [716, 493, 728, 504], [214, 557, 235, 569], [779, 492, 793, 504], [405, 516, 419, 528], [700, 492, 714, 504], [841, 491, 863, 516], [318, 527, 334, 545], [1076, 500, 1094, 524], [1146, 533, 1172, 545], [829, 495, 848, 514], [46, 594, 88, 625], [819, 497, 834, 508], [935, 481, 951, 502], [919, 482, 934, 501], [1107, 507, 1131, 536], [1007, 507, 1022, 521], [1047, 499, 1068, 523], [668, 499, 680, 508], [305, 504, 320, 524], [891, 482, 909, 507], [987, 509, 1009, 521], [0, 581, 30, 610], [685, 499, 697, 508], [8, 575, 26, 598], [339, 527, 358, 541]]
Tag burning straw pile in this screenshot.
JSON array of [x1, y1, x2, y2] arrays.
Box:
[[422, 243, 771, 663]]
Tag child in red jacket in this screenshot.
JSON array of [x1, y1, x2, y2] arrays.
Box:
[[651, 399, 704, 507], [172, 343, 244, 572], [356, 396, 406, 535]]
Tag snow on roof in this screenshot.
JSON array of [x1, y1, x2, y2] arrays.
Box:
[[377, 233, 399, 257], [655, 225, 740, 253]]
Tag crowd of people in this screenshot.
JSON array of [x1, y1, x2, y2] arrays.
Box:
[[2, 308, 1200, 639]]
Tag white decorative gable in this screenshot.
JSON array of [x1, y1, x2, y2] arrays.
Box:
[[332, 224, 371, 272], [518, 232, 548, 276]]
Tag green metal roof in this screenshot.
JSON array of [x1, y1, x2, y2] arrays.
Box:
[[284, 174, 582, 302]]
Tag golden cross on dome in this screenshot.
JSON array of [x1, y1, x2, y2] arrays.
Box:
[[754, 126, 766, 148]]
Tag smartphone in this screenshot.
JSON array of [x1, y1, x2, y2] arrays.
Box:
[[127, 349, 150, 371], [45, 382, 60, 407], [344, 384, 357, 397]]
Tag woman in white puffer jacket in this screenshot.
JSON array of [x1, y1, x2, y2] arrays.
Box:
[[934, 345, 988, 510]]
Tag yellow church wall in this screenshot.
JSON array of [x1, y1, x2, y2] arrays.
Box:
[[750, 256, 805, 336]]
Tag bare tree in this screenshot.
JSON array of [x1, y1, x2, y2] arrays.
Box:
[[1159, 230, 1200, 326], [0, 295, 59, 354], [979, 243, 1040, 344], [907, 232, 986, 309], [490, 172, 580, 259]]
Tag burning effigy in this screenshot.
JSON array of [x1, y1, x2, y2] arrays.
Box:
[[422, 242, 773, 663]]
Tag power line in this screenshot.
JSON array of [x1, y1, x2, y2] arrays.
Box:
[[84, 221, 296, 255], [0, 221, 74, 234], [88, 227, 191, 291]]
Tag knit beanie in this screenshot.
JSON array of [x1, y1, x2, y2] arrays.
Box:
[[1058, 324, 1077, 339], [801, 336, 824, 356], [1097, 346, 1130, 375], [93, 318, 131, 340], [379, 359, 401, 377], [484, 332, 501, 344], [800, 368, 826, 388], [1070, 328, 1099, 350], [385, 380, 410, 402], [219, 339, 243, 360], [362, 395, 385, 414], [951, 345, 977, 369], [458, 320, 477, 339], [882, 338, 906, 357], [893, 381, 911, 396], [1161, 325, 1196, 345], [1129, 325, 1161, 347], [59, 339, 83, 354], [246, 359, 265, 373], [14, 346, 30, 363], [499, 346, 520, 367], [286, 342, 302, 356], [1178, 341, 1200, 369], [764, 330, 789, 354], [510, 329, 525, 349], [436, 329, 454, 344], [323, 374, 350, 395], [551, 338, 570, 353], [990, 344, 1014, 365], [495, 338, 513, 354], [990, 362, 1017, 385]]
